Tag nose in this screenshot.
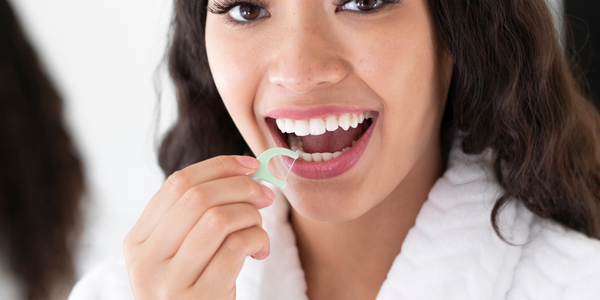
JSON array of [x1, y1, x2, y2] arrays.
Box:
[[267, 19, 347, 94]]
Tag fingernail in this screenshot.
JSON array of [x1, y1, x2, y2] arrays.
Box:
[[261, 184, 275, 201], [251, 254, 267, 260], [251, 250, 269, 260], [236, 156, 260, 169]]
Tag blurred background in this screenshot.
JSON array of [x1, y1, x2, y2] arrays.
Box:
[[2, 0, 176, 299], [0, 0, 597, 299], [565, 0, 600, 103]]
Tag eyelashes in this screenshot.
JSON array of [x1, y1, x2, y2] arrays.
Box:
[[207, 0, 402, 27], [333, 0, 401, 9], [207, 0, 267, 15]]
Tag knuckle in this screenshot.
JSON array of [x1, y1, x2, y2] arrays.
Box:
[[224, 232, 248, 254], [182, 186, 208, 204], [259, 229, 271, 257], [259, 227, 270, 243], [126, 253, 177, 300], [166, 171, 188, 190], [251, 207, 263, 227], [210, 156, 229, 174], [239, 176, 259, 197], [122, 232, 135, 256], [157, 286, 176, 300], [126, 257, 147, 281], [203, 207, 230, 233], [122, 231, 146, 260]]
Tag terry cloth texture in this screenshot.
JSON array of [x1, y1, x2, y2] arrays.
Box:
[[69, 146, 600, 300]]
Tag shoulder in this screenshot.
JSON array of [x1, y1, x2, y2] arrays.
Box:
[[508, 217, 600, 300], [68, 256, 134, 300]]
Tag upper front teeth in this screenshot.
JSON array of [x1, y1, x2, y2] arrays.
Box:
[[276, 111, 373, 136]]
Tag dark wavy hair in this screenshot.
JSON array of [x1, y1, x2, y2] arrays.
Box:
[[0, 1, 85, 299], [159, 0, 600, 239]]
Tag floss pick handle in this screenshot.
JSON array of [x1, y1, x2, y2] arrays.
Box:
[[251, 147, 299, 189]]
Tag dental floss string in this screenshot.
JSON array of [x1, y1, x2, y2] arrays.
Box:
[[283, 157, 297, 186], [252, 147, 299, 189]]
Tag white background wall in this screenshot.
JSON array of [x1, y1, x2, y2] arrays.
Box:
[[7, 0, 177, 279], [5, 0, 565, 292]]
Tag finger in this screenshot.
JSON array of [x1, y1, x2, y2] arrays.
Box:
[[192, 226, 270, 297], [166, 204, 264, 289], [127, 155, 261, 244], [142, 176, 273, 260]]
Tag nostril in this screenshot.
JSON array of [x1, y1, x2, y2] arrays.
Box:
[[267, 58, 347, 94]]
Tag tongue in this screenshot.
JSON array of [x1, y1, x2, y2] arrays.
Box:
[[299, 126, 363, 153]]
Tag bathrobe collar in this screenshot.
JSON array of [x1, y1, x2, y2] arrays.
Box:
[[235, 146, 533, 300]]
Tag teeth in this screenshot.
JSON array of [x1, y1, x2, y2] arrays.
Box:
[[349, 115, 358, 128], [312, 153, 323, 162], [275, 111, 373, 136], [338, 113, 350, 130], [288, 134, 300, 144], [309, 118, 326, 135], [302, 153, 313, 162], [285, 119, 295, 133], [286, 134, 359, 162], [294, 120, 310, 136], [276, 119, 286, 133], [325, 115, 338, 132]]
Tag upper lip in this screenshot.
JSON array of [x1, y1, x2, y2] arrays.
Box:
[[264, 105, 374, 120]]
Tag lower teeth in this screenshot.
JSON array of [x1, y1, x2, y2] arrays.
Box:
[[287, 134, 357, 162]]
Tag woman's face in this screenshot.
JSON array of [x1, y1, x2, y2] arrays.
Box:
[[205, 0, 452, 221]]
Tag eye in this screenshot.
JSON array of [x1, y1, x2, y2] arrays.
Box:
[[339, 0, 386, 12], [229, 3, 269, 21]]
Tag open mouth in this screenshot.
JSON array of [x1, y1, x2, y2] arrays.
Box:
[[266, 109, 378, 179]]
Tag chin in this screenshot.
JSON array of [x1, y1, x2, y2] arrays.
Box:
[[281, 182, 372, 223]]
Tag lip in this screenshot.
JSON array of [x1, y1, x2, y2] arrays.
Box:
[[265, 106, 368, 120], [266, 110, 378, 180]]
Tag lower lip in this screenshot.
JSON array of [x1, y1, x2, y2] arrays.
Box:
[[269, 116, 377, 180]]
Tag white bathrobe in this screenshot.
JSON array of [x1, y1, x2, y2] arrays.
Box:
[[68, 146, 600, 300]]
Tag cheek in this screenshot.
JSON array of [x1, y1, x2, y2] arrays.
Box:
[[355, 24, 439, 108], [357, 43, 445, 154], [206, 26, 257, 111], [205, 19, 269, 152], [337, 9, 447, 205], [349, 15, 444, 144]]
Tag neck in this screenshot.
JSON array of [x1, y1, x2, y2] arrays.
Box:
[[290, 143, 443, 300]]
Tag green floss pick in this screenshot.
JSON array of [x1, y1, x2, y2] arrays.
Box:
[[252, 147, 299, 189]]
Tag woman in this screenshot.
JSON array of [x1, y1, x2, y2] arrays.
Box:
[[70, 0, 600, 299], [0, 0, 85, 299]]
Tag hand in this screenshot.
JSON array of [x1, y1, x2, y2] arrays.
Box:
[[123, 155, 274, 299]]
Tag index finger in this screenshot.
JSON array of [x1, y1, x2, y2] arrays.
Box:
[[129, 155, 260, 241]]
